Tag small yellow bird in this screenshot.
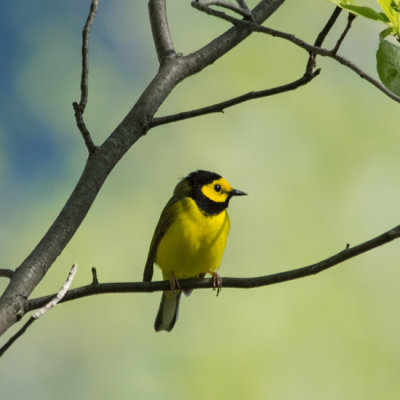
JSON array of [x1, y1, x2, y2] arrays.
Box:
[[143, 170, 246, 332]]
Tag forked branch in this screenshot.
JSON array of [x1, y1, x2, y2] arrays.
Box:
[[151, 6, 346, 127], [192, 1, 400, 103], [0, 265, 78, 357]]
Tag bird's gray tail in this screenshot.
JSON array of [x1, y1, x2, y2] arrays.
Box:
[[154, 291, 182, 332]]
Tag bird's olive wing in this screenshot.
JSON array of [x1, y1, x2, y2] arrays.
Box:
[[143, 197, 177, 282]]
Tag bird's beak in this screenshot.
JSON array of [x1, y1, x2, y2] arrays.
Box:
[[230, 189, 247, 197]]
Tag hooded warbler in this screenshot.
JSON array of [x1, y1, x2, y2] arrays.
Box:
[[143, 170, 246, 332]]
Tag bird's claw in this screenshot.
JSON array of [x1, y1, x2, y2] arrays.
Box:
[[211, 272, 223, 296], [169, 272, 180, 292]]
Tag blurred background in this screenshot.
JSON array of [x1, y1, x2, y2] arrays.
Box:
[[1, 0, 399, 399]]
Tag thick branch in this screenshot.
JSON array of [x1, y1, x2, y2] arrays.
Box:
[[149, 0, 176, 63], [26, 224, 400, 311], [0, 65, 174, 336]]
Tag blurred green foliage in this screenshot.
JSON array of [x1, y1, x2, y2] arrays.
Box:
[[0, 1, 399, 399]]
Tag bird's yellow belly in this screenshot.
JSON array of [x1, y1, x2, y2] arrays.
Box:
[[155, 197, 230, 280]]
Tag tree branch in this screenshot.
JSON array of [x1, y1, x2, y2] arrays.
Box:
[[72, 0, 99, 154], [150, 68, 320, 127], [183, 0, 285, 75], [2, 1, 398, 350], [0, 269, 14, 279], [316, 7, 343, 46], [25, 224, 400, 312], [91, 267, 99, 285], [198, 0, 253, 19], [236, 0, 255, 20], [192, 0, 243, 23], [0, 0, 285, 337], [194, 2, 400, 103], [149, 0, 176, 63], [151, 5, 345, 127], [331, 12, 356, 55], [306, 6, 342, 72], [0, 265, 77, 357]]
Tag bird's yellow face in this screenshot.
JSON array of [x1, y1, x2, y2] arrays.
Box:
[[182, 170, 246, 216], [201, 177, 232, 203]]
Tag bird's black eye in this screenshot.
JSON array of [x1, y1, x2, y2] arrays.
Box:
[[214, 184, 221, 192]]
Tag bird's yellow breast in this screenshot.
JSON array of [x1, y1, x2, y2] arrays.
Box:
[[155, 197, 230, 280]]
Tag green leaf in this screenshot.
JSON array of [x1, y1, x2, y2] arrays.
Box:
[[329, 0, 355, 7], [380, 27, 394, 39], [328, 0, 356, 5], [377, 0, 400, 36], [377, 0, 394, 18], [392, 0, 400, 13], [376, 36, 400, 95], [341, 5, 389, 22]]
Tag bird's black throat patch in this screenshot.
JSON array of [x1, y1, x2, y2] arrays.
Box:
[[190, 188, 229, 216]]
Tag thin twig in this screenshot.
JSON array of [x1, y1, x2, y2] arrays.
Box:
[[198, 0, 253, 19], [91, 267, 99, 285], [0, 265, 78, 357], [25, 225, 400, 311], [78, 0, 99, 111], [0, 269, 14, 279], [72, 103, 97, 154], [192, 0, 243, 25], [151, 69, 320, 127], [306, 6, 342, 72], [315, 7, 342, 48], [193, 2, 400, 103], [0, 317, 35, 357], [332, 13, 356, 54], [72, 0, 99, 154], [33, 264, 78, 319]]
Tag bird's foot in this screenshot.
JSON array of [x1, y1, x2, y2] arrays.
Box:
[[211, 271, 223, 296], [169, 272, 180, 292]]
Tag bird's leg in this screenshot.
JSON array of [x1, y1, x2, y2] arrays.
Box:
[[169, 272, 180, 292], [211, 271, 223, 296]]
